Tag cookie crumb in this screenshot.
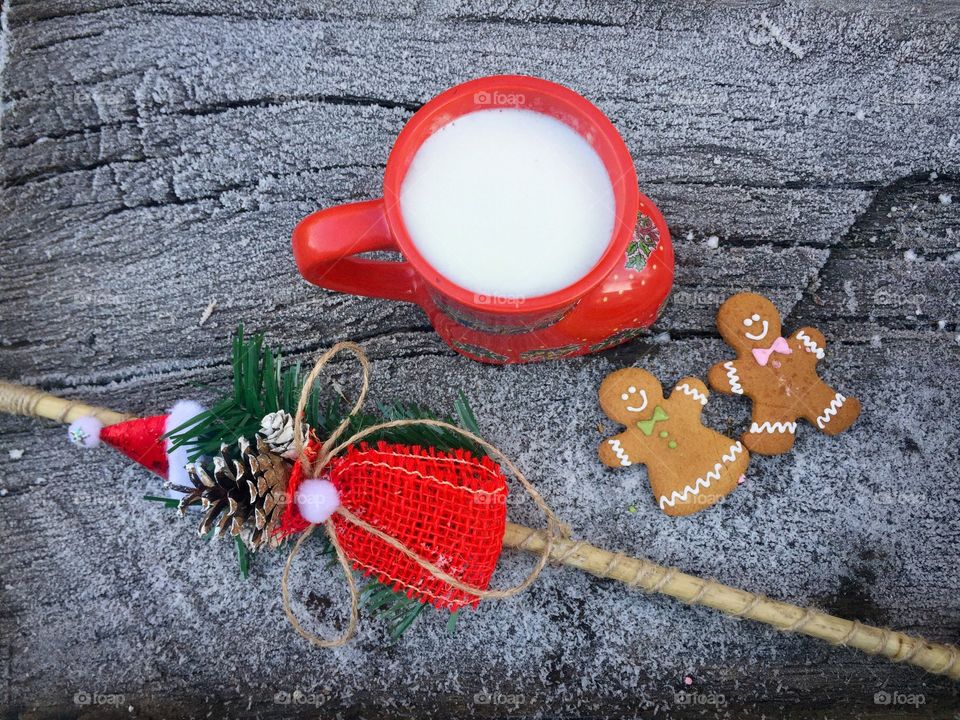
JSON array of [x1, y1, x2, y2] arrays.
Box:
[[904, 249, 918, 262], [939, 193, 953, 205], [705, 235, 720, 249], [8, 449, 24, 460]]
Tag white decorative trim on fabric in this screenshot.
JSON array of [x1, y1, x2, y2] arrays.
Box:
[[349, 459, 506, 496], [165, 400, 206, 495]]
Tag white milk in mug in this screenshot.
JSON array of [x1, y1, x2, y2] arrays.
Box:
[[399, 109, 617, 299]]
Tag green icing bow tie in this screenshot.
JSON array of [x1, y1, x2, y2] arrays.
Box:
[[636, 405, 669, 436]]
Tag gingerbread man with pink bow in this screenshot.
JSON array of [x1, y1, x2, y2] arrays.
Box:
[[708, 292, 861, 455]]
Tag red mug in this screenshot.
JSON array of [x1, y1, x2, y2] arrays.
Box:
[[293, 75, 673, 364]]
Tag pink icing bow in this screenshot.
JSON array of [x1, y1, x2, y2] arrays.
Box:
[[752, 336, 792, 366]]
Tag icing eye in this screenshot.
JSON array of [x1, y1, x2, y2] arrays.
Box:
[[743, 318, 753, 327], [621, 393, 629, 401], [628, 386, 636, 393], [751, 313, 761, 321]]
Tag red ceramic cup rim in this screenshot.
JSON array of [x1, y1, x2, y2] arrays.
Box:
[[383, 75, 639, 314]]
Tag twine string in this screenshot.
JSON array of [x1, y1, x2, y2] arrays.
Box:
[[282, 342, 567, 647]]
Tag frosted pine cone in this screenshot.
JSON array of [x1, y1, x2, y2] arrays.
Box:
[[258, 410, 306, 459]]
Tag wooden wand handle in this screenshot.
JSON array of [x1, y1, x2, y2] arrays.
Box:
[[503, 523, 959, 680], [0, 380, 131, 425], [1, 379, 956, 679]]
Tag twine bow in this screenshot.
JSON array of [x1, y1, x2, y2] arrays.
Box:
[[281, 342, 569, 647]]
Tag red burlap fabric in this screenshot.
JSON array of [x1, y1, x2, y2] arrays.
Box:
[[281, 440, 508, 611]]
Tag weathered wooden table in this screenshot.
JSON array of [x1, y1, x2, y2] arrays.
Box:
[[1, 1, 958, 717]]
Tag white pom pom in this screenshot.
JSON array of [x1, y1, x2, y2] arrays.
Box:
[[295, 478, 341, 524], [165, 400, 206, 497], [67, 417, 103, 448]]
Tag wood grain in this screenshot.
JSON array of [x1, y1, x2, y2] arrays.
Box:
[[1, 1, 958, 717]]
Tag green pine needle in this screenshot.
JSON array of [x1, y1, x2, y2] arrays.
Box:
[[160, 325, 488, 639], [235, 536, 251, 579], [143, 494, 180, 508], [360, 582, 428, 639], [165, 325, 325, 460], [446, 610, 460, 636]]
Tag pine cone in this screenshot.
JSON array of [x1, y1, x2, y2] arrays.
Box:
[[258, 410, 305, 459], [178, 437, 290, 549]]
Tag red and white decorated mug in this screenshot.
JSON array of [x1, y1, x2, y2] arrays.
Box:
[[293, 75, 673, 364]]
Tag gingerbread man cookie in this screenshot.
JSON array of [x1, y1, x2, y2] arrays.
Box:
[[598, 368, 749, 516], [708, 292, 861, 456]]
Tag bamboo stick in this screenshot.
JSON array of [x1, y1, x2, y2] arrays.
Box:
[[1, 379, 957, 680], [503, 523, 960, 680], [0, 381, 132, 425]]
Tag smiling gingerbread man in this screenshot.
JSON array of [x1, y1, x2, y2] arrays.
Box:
[[598, 368, 749, 516], [707, 292, 861, 455]]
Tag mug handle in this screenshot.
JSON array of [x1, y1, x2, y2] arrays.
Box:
[[292, 199, 419, 302]]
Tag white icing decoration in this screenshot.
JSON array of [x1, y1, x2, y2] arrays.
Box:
[[796, 330, 825, 359], [675, 382, 708, 406], [749, 420, 797, 434], [608, 439, 632, 467], [744, 319, 769, 341], [659, 441, 744, 509], [816, 393, 846, 429], [723, 361, 744, 394], [624, 388, 648, 413]]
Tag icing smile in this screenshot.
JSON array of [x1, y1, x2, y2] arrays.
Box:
[[620, 386, 648, 413], [742, 313, 769, 341]]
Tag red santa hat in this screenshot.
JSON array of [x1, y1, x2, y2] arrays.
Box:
[[67, 400, 205, 488]]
